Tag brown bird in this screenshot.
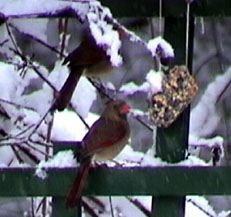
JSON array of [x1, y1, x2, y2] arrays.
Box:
[[66, 99, 131, 209], [52, 30, 115, 111]]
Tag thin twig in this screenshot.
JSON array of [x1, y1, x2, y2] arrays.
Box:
[[7, 158, 14, 167], [109, 196, 115, 217], [7, 24, 53, 90], [0, 39, 9, 46], [0, 141, 52, 159], [35, 198, 43, 213], [17, 145, 40, 164], [25, 141, 52, 159], [187, 198, 215, 217], [88, 196, 106, 210], [0, 98, 36, 111], [82, 200, 99, 217], [5, 22, 21, 56], [9, 23, 64, 58], [28, 109, 52, 139], [11, 124, 35, 140], [42, 198, 47, 217], [11, 145, 24, 163], [185, 2, 190, 67], [216, 80, 231, 104], [89, 78, 153, 132], [58, 18, 69, 59], [6, 23, 57, 93], [26, 143, 52, 159], [133, 115, 153, 132], [31, 198, 35, 217], [127, 197, 151, 217], [158, 0, 162, 35], [88, 78, 114, 100], [73, 108, 90, 129], [45, 114, 54, 161], [29, 140, 53, 148], [30, 63, 57, 93]]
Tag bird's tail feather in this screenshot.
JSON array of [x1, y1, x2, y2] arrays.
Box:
[[52, 68, 83, 111], [66, 158, 91, 209]]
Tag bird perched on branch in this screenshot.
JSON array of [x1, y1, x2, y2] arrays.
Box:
[[66, 99, 131, 209], [52, 30, 117, 112]]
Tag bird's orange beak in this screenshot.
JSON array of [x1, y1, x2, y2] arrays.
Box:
[[120, 104, 131, 114]]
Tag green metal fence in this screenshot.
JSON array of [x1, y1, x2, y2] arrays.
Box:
[[0, 1, 231, 217]]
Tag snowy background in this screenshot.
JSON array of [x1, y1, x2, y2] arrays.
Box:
[[0, 1, 230, 217]]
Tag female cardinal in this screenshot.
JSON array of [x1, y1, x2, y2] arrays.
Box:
[[66, 99, 131, 209], [52, 30, 114, 111]]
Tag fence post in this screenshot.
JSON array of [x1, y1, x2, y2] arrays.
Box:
[[151, 16, 195, 217], [52, 144, 81, 217]]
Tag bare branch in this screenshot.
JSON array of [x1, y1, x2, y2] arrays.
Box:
[[58, 18, 69, 59], [82, 200, 99, 217], [25, 60, 57, 93], [187, 198, 215, 217], [216, 80, 231, 104], [11, 145, 24, 164], [127, 197, 151, 217], [88, 78, 153, 132], [109, 196, 115, 217], [9, 22, 64, 58], [16, 145, 40, 164], [0, 141, 52, 159], [0, 98, 36, 111], [6, 22, 58, 93], [0, 39, 9, 46]]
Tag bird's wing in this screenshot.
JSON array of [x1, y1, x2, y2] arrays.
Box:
[[81, 117, 127, 157], [64, 39, 107, 68]]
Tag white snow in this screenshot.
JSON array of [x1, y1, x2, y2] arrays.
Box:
[[48, 60, 69, 91], [120, 81, 149, 95], [52, 110, 99, 141], [114, 145, 208, 167], [0, 62, 30, 135], [23, 63, 53, 117], [0, 0, 62, 15], [107, 197, 148, 217], [186, 196, 216, 217], [189, 134, 224, 158], [131, 109, 148, 118], [24, 87, 52, 118], [71, 76, 97, 118], [0, 146, 15, 166], [0, 24, 18, 58], [35, 150, 77, 179], [146, 69, 164, 94], [0, 0, 88, 19], [87, 2, 122, 67], [189, 67, 231, 154], [147, 36, 174, 59], [39, 61, 97, 118], [119, 70, 164, 96], [218, 211, 231, 217], [0, 62, 24, 104], [106, 81, 116, 91], [85, 195, 225, 217], [190, 67, 231, 137]]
